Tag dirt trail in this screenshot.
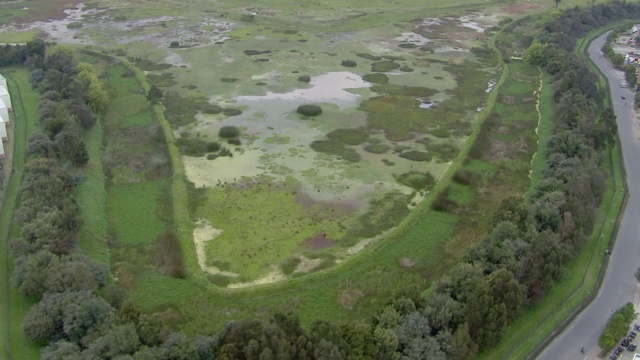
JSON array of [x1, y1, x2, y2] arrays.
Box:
[[192, 219, 239, 277]]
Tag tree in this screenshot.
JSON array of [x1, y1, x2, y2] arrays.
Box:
[[41, 341, 81, 360], [22, 304, 56, 343], [82, 324, 140, 359], [465, 279, 507, 348], [486, 268, 523, 322], [27, 132, 57, 159], [147, 85, 164, 104], [449, 323, 478, 360]]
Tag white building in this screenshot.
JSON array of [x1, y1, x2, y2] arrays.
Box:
[[0, 98, 8, 126], [0, 137, 5, 159], [0, 118, 7, 141], [0, 85, 10, 110], [0, 74, 6, 89]]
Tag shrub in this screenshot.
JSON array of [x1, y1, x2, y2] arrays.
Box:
[[397, 171, 435, 191], [219, 126, 240, 138], [228, 138, 241, 146], [206, 154, 218, 160], [220, 78, 238, 83], [399, 66, 414, 72], [398, 43, 417, 48], [280, 257, 302, 275], [206, 141, 221, 152], [310, 140, 360, 163], [431, 193, 458, 213], [298, 75, 311, 83], [176, 137, 207, 157], [297, 104, 323, 117], [341, 60, 357, 67], [364, 144, 390, 154], [356, 53, 382, 61], [170, 41, 180, 48], [203, 104, 223, 114], [67, 22, 83, 29], [222, 108, 243, 116], [326, 128, 369, 145], [362, 73, 389, 84], [452, 170, 474, 185], [371, 61, 401, 72], [399, 151, 432, 162]]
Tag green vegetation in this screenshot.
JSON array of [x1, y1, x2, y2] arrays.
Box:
[[396, 171, 435, 190], [362, 73, 389, 84], [297, 104, 323, 117], [371, 60, 401, 72], [219, 125, 240, 138], [326, 127, 369, 145], [341, 60, 357, 67], [310, 139, 361, 162], [599, 303, 637, 352]]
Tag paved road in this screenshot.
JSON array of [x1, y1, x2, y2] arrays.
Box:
[[537, 32, 640, 360]]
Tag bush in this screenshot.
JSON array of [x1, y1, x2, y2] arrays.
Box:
[[228, 138, 241, 146], [220, 78, 238, 83], [399, 151, 432, 162], [452, 170, 474, 185], [203, 104, 223, 114], [364, 144, 390, 154], [310, 140, 361, 163], [170, 41, 180, 48], [206, 141, 221, 152], [219, 126, 240, 138], [222, 108, 243, 116], [326, 128, 369, 145], [371, 61, 401, 72], [280, 257, 302, 275], [67, 22, 83, 29], [397, 171, 435, 191], [431, 193, 458, 213], [341, 60, 357, 67], [362, 73, 389, 84], [176, 137, 207, 157], [298, 75, 311, 83], [297, 104, 323, 117]]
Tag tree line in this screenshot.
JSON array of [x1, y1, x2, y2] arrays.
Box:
[[1, 1, 630, 356]]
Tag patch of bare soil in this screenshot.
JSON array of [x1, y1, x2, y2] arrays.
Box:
[[303, 234, 336, 250], [294, 255, 323, 273], [338, 288, 364, 311], [399, 257, 415, 268], [501, 3, 543, 14], [226, 270, 286, 289]]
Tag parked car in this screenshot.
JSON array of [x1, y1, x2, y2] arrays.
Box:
[[615, 346, 624, 355], [621, 82, 628, 88], [628, 344, 637, 351], [610, 355, 618, 360], [622, 338, 630, 347]]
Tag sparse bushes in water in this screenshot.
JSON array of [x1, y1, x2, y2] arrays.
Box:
[[341, 60, 357, 67], [310, 140, 360, 163], [219, 126, 240, 138], [297, 104, 322, 117]]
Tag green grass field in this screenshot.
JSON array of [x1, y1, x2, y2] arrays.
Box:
[[0, 68, 43, 360]]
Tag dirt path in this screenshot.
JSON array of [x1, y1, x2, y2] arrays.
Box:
[[192, 219, 239, 277]]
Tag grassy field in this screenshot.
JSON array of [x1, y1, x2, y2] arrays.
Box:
[[0, 68, 42, 360], [76, 121, 110, 263]]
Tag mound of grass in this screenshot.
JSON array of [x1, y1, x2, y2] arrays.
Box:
[[383, 55, 405, 61], [326, 128, 369, 145], [452, 169, 474, 185], [431, 143, 458, 162], [430, 128, 451, 138], [371, 61, 400, 72], [67, 22, 83, 29], [297, 104, 322, 117], [370, 84, 436, 97], [220, 78, 238, 83], [399, 66, 414, 72], [243, 49, 271, 56], [396, 171, 435, 191], [228, 138, 241, 146], [398, 43, 417, 48], [176, 137, 208, 157], [206, 141, 221, 152], [356, 53, 382, 61], [203, 104, 223, 114], [222, 108, 243, 116], [399, 150, 432, 162], [298, 75, 311, 83], [364, 144, 390, 154], [310, 140, 361, 163], [155, 231, 186, 278], [219, 126, 240, 138], [341, 60, 357, 67], [280, 257, 302, 275], [362, 73, 389, 84], [147, 73, 176, 87]]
